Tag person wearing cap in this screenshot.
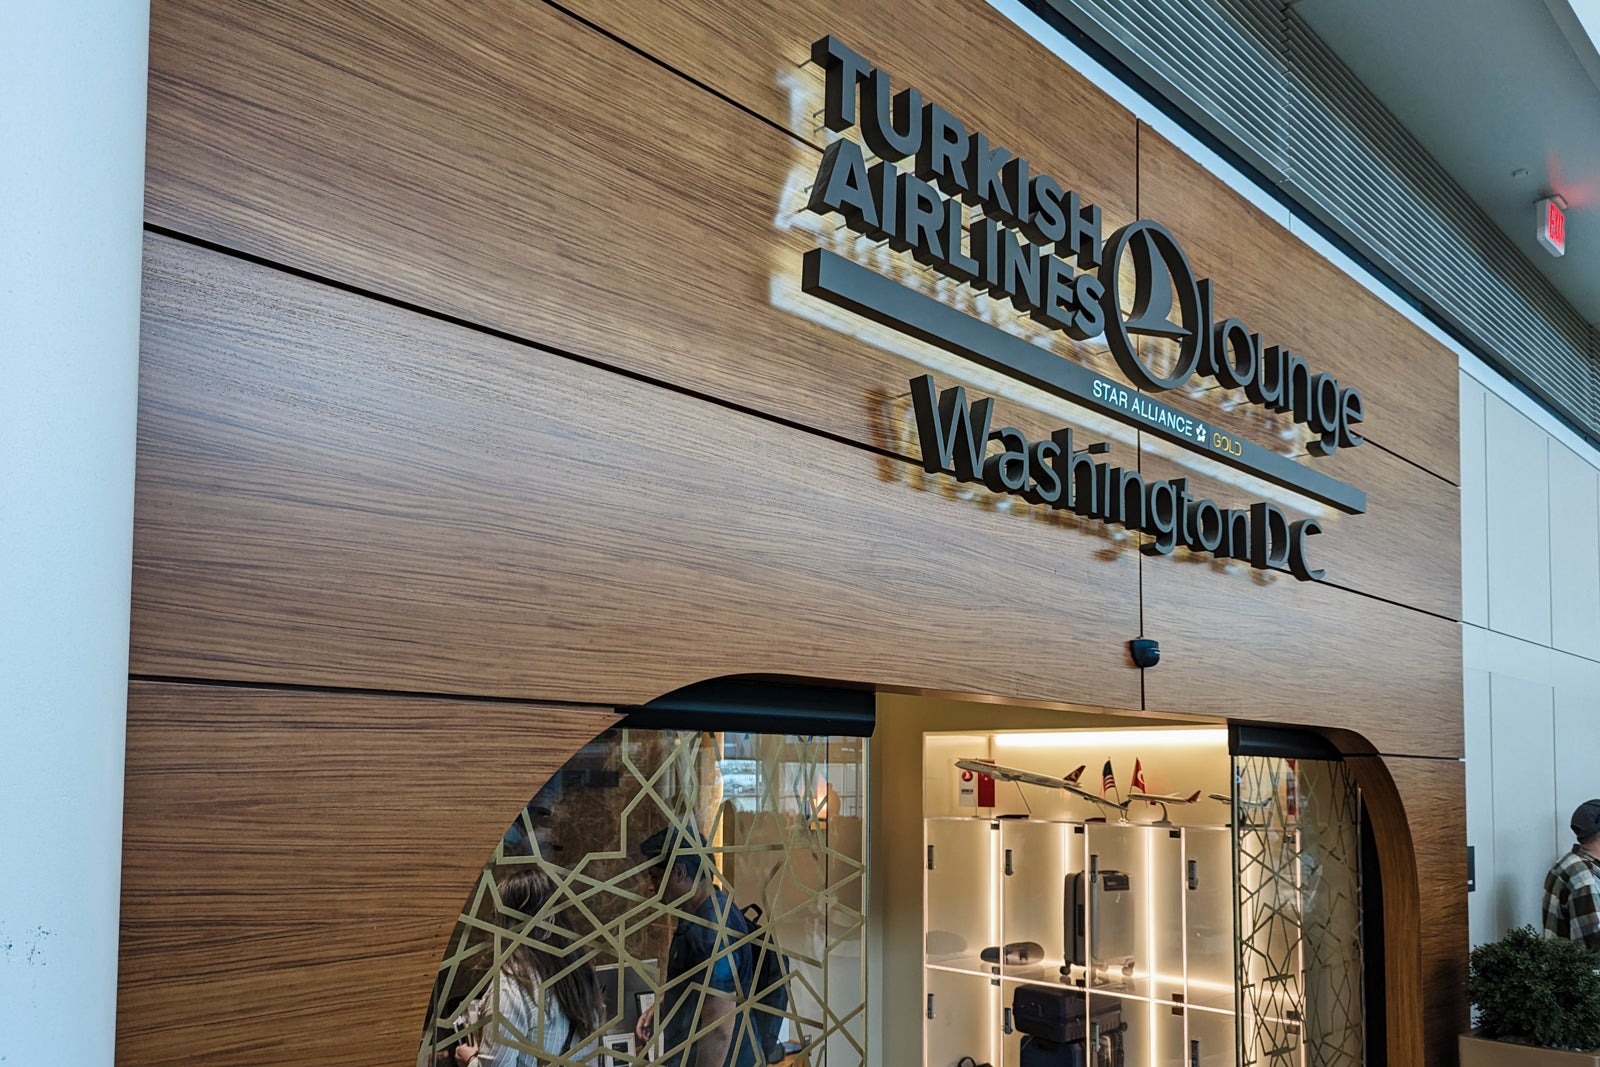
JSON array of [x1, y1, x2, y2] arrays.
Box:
[[1542, 799, 1600, 951], [635, 825, 759, 1067]]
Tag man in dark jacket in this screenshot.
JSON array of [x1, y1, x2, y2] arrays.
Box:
[[636, 826, 759, 1067]]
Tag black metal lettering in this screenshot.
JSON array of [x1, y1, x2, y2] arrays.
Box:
[[860, 69, 922, 161], [1339, 388, 1366, 450], [1143, 480, 1178, 555], [811, 37, 871, 131], [1071, 273, 1106, 340], [900, 174, 946, 267], [915, 103, 971, 198], [1064, 190, 1102, 268], [1250, 502, 1290, 569], [941, 197, 979, 282], [1001, 156, 1032, 226], [1025, 174, 1068, 247], [908, 375, 993, 480], [1190, 499, 1223, 554], [1032, 255, 1075, 332], [1288, 519, 1325, 581], [963, 133, 1013, 216], [998, 228, 1042, 312], [1249, 345, 1289, 410], [1211, 319, 1258, 391], [1221, 508, 1251, 561], [1024, 438, 1063, 505], [983, 427, 1031, 493]]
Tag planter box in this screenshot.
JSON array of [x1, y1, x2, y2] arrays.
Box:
[[1461, 1030, 1600, 1066]]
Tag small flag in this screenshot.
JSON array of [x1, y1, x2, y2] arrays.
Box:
[[1101, 759, 1116, 798], [1131, 759, 1146, 794]]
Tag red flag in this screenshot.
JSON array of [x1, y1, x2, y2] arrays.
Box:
[[1131, 759, 1146, 793], [1101, 759, 1116, 797]]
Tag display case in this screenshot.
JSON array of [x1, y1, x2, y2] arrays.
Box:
[[1183, 827, 1235, 1014], [923, 727, 1238, 1067], [926, 816, 998, 975]]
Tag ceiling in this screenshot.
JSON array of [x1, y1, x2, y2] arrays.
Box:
[[1293, 0, 1600, 327]]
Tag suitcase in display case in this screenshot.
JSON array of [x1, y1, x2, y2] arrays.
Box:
[[1068, 860, 1135, 984], [1013, 986, 1125, 1067]]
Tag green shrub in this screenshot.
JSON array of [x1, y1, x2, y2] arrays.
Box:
[[1469, 925, 1600, 1050]]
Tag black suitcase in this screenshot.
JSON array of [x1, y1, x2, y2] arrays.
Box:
[[1012, 985, 1086, 1044], [1014, 989, 1124, 1067]]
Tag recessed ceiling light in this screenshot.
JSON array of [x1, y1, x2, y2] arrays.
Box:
[[1512, 168, 1530, 179]]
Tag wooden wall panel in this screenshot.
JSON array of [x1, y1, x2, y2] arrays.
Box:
[[143, 0, 1138, 469], [143, 0, 1460, 627], [1138, 127, 1461, 484], [549, 0, 1138, 225], [117, 681, 617, 1067], [1140, 555, 1463, 757], [137, 0, 1467, 1057], [1349, 755, 1469, 1067], [1139, 427, 1461, 620], [132, 232, 1145, 710]]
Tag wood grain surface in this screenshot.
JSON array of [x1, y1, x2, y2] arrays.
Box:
[[1138, 429, 1461, 621], [134, 0, 1468, 1055], [132, 232, 1145, 710], [549, 0, 1139, 226], [1138, 127, 1461, 484], [550, 0, 1452, 488], [142, 0, 1460, 619], [117, 681, 617, 1066], [1140, 554, 1463, 758], [1349, 755, 1468, 1067], [144, 0, 1141, 470]]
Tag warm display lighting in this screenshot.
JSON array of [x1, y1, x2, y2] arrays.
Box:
[[992, 728, 1227, 748]]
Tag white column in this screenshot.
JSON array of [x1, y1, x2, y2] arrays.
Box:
[[0, 2, 149, 1063]]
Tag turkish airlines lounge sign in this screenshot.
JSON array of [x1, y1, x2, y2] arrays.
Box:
[[800, 36, 1370, 582]]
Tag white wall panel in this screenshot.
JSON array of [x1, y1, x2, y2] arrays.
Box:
[[1485, 396, 1553, 645], [1548, 442, 1600, 658], [1554, 664, 1600, 854], [1486, 672, 1557, 937], [1460, 373, 1489, 628], [0, 4, 148, 1063], [1462, 665, 1495, 948]]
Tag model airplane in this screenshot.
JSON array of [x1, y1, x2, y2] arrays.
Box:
[[1127, 786, 1202, 823], [1208, 792, 1274, 810], [953, 759, 1130, 818], [1120, 759, 1202, 823]]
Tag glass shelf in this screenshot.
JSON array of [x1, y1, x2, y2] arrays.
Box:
[[925, 818, 996, 969], [1184, 826, 1236, 1014], [925, 967, 998, 1067], [1186, 1002, 1239, 1067]]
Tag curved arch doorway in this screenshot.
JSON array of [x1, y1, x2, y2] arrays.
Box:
[[418, 687, 1370, 1067]]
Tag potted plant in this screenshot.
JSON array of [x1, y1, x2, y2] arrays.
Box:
[[1461, 925, 1600, 1065]]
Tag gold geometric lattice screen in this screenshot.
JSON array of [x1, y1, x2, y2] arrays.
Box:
[[419, 728, 868, 1067], [1234, 755, 1364, 1067]]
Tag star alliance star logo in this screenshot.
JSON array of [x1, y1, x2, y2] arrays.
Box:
[[1195, 423, 1208, 441]]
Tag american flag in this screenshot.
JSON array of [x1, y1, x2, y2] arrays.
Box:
[[1101, 759, 1116, 798], [1131, 759, 1146, 794]]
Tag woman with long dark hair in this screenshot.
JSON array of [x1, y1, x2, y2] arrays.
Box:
[[455, 866, 606, 1066]]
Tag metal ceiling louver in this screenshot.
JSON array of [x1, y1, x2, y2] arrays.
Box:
[[1034, 0, 1600, 438]]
